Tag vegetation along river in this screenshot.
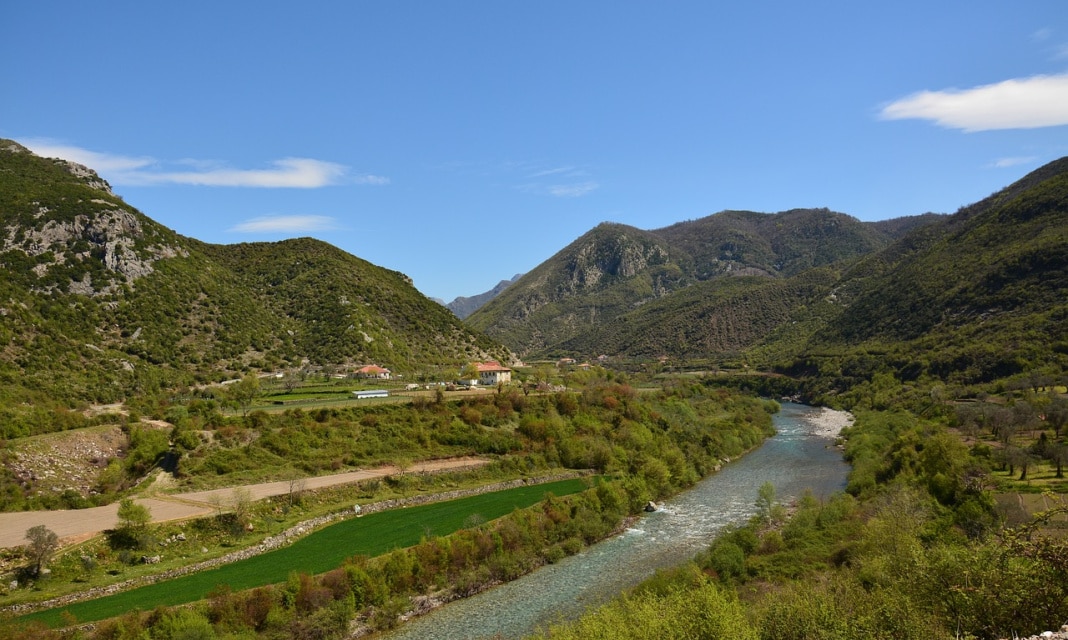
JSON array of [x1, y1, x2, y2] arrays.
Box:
[[386, 402, 851, 640]]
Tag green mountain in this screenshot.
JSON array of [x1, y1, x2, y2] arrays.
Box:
[[465, 222, 695, 354], [509, 157, 1067, 393], [467, 208, 927, 356], [0, 140, 511, 407], [791, 158, 1068, 390]]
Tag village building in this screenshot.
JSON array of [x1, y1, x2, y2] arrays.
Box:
[[476, 361, 512, 386], [355, 365, 392, 380]]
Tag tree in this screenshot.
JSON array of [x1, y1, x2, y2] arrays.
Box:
[[25, 524, 58, 577], [756, 482, 776, 524], [117, 497, 151, 531], [460, 362, 480, 382], [228, 374, 261, 417]]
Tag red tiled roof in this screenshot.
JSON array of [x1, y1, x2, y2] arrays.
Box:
[[475, 361, 511, 372], [357, 365, 390, 374]]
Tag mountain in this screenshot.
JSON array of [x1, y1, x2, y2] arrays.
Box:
[[465, 222, 695, 354], [466, 209, 929, 356], [509, 157, 1068, 392], [792, 158, 1068, 388], [446, 273, 523, 319], [0, 140, 512, 406]]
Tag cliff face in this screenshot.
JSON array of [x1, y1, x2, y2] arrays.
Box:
[[465, 223, 693, 354], [1, 141, 188, 296]]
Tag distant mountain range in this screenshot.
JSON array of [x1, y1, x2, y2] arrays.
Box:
[[445, 274, 524, 319], [4, 136, 1065, 408], [467, 158, 1068, 391], [464, 208, 941, 355]]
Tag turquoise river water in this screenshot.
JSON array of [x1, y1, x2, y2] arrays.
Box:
[[384, 402, 851, 639]]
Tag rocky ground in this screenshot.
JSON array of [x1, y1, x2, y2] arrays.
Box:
[[6, 426, 128, 496], [1004, 628, 1068, 640], [802, 406, 854, 438]]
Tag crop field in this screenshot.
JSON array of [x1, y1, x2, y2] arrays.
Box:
[[20, 478, 589, 627]]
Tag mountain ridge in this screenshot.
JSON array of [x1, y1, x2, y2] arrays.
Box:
[[466, 208, 937, 355]]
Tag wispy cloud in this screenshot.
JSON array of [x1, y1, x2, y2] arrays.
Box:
[[22, 140, 155, 173], [515, 163, 598, 197], [547, 182, 600, 197], [528, 165, 585, 179], [126, 157, 349, 188], [988, 156, 1037, 169], [878, 73, 1068, 131], [229, 215, 342, 233], [20, 139, 385, 188]]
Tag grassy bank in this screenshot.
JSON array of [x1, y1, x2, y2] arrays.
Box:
[[19, 478, 589, 627]]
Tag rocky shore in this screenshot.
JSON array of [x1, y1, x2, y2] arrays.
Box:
[[802, 406, 854, 438]]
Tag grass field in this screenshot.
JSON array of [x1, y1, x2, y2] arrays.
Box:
[[19, 478, 589, 628]]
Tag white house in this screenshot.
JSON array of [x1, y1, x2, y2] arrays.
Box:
[[356, 365, 391, 380], [476, 361, 512, 386]]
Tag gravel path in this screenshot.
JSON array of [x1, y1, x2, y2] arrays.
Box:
[[0, 457, 487, 549]]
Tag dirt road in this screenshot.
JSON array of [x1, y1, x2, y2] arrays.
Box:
[[0, 457, 487, 549]]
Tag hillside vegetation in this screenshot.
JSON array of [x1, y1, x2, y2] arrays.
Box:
[[0, 140, 511, 415], [470, 157, 1068, 399], [466, 208, 936, 356]]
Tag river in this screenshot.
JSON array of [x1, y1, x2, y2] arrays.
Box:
[[383, 402, 851, 640]]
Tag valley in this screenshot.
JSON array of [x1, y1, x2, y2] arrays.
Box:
[[0, 141, 1066, 639]]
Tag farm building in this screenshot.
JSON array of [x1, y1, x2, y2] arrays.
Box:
[[476, 361, 512, 385], [356, 365, 392, 380]]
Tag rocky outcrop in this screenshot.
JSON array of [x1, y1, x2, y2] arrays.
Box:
[[2, 209, 186, 295]]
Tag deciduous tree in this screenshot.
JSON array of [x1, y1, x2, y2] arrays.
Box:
[[25, 524, 58, 577]]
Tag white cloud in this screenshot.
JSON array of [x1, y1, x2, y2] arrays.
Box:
[[22, 139, 154, 173], [116, 157, 348, 188], [229, 215, 341, 233], [989, 156, 1037, 168], [19, 139, 384, 188], [879, 73, 1068, 131]]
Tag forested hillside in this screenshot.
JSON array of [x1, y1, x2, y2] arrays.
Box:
[[471, 158, 1067, 398], [466, 208, 935, 357], [787, 159, 1068, 398], [0, 141, 512, 411]]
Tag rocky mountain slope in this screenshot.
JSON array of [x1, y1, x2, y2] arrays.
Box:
[[493, 157, 1067, 392], [466, 208, 937, 356], [0, 140, 512, 408]]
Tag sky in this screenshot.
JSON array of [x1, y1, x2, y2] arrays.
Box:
[[3, 2, 1068, 303]]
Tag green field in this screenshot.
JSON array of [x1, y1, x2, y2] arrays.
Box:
[[21, 478, 589, 628]]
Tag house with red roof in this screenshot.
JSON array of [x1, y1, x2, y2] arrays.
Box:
[[355, 365, 392, 380], [475, 361, 512, 386]]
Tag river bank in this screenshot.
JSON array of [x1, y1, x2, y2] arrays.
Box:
[[382, 402, 850, 640], [802, 406, 854, 438], [1, 472, 586, 618]]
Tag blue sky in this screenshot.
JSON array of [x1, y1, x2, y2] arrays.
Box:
[[3, 2, 1067, 302]]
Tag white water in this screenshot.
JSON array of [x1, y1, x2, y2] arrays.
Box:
[[385, 402, 850, 640]]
